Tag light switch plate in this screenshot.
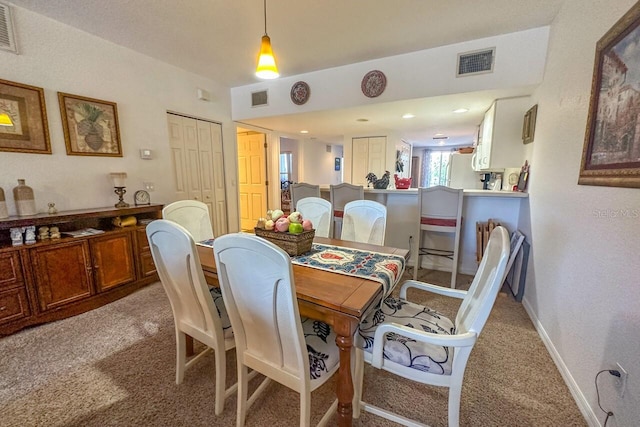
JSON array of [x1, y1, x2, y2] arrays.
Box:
[[139, 149, 153, 160]]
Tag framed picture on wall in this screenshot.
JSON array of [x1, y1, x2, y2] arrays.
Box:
[[334, 157, 341, 171], [0, 78, 51, 154], [579, 2, 640, 188], [522, 104, 537, 144], [58, 92, 123, 157]]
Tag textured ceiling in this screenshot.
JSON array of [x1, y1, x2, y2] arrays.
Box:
[[10, 0, 565, 145]]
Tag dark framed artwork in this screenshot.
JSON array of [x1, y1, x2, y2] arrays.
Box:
[[579, 2, 640, 188], [0, 78, 51, 154], [58, 92, 122, 157], [334, 157, 341, 171], [522, 104, 537, 144]]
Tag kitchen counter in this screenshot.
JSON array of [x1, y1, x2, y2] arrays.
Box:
[[319, 186, 529, 275]]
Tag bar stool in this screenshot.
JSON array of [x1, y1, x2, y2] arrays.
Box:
[[329, 183, 364, 239], [413, 186, 463, 288], [290, 182, 320, 211]]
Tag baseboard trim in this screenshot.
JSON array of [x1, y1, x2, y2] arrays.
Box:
[[521, 297, 600, 426]]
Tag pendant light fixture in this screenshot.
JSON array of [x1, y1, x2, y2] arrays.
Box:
[[255, 0, 279, 79], [0, 113, 13, 126]]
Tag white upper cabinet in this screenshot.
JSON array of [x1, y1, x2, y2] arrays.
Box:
[[473, 96, 531, 171]]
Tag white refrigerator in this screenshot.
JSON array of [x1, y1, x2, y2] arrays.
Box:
[[447, 153, 480, 189]]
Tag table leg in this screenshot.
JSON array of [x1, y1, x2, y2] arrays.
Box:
[[334, 319, 356, 427]]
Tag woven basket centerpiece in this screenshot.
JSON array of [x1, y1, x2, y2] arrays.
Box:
[[254, 228, 315, 256]]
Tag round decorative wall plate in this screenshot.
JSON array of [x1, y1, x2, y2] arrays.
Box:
[[290, 81, 310, 105], [361, 70, 387, 98]]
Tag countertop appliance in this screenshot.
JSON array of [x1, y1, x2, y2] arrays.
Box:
[[447, 153, 480, 189]]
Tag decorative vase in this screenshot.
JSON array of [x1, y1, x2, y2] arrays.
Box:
[[0, 187, 8, 219], [13, 179, 37, 216]]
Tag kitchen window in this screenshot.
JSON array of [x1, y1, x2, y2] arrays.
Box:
[[421, 149, 453, 187]]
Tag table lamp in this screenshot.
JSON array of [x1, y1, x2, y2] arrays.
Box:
[[109, 172, 129, 208]]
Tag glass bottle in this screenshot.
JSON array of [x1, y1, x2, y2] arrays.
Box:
[[13, 179, 37, 216], [0, 187, 8, 219]]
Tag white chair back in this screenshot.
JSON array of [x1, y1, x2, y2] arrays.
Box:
[[214, 233, 309, 390], [162, 200, 214, 242], [456, 225, 509, 336], [295, 197, 332, 238], [330, 183, 364, 238], [146, 219, 233, 415], [341, 200, 387, 245], [290, 183, 320, 211]]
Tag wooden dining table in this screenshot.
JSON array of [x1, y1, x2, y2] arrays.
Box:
[[196, 236, 409, 427]]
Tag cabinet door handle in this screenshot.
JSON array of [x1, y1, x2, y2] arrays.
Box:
[[205, 195, 212, 199], [94, 264, 100, 270], [0, 306, 7, 311]]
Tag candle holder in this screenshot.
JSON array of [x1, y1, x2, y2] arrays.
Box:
[[113, 187, 129, 208], [109, 172, 129, 208]]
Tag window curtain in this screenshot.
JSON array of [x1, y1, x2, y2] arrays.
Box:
[[420, 149, 432, 187]]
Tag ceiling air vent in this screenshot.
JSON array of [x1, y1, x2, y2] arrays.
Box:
[[456, 48, 495, 77], [0, 2, 18, 54], [251, 90, 268, 107]]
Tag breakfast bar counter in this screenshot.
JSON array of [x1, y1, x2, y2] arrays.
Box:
[[320, 187, 529, 275]]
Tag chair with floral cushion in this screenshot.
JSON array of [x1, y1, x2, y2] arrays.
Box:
[[354, 226, 510, 427], [213, 233, 341, 427]]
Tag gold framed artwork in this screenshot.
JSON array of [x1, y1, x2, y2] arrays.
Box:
[[58, 92, 122, 157], [0, 78, 51, 154], [522, 104, 537, 144], [579, 2, 640, 188]]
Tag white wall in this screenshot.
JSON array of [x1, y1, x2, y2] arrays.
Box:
[[231, 27, 550, 120], [0, 6, 237, 221], [300, 140, 342, 185], [527, 1, 640, 425]]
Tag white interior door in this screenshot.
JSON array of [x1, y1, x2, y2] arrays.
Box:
[[368, 136, 387, 177], [237, 132, 267, 231], [352, 137, 369, 185]]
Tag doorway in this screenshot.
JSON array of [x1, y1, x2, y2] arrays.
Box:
[[236, 129, 267, 231]]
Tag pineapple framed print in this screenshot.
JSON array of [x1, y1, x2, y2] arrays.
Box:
[[58, 92, 122, 157], [0, 78, 51, 154]]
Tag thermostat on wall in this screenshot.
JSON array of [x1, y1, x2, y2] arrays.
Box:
[[139, 149, 153, 160]]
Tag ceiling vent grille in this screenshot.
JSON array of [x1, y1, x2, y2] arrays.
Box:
[[0, 2, 17, 54], [251, 90, 268, 107], [456, 48, 495, 77]]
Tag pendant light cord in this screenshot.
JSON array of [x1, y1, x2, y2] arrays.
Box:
[[263, 0, 268, 36]]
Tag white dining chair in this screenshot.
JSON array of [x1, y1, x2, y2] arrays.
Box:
[[341, 200, 387, 245], [162, 200, 214, 242], [329, 183, 364, 239], [213, 233, 340, 427], [354, 226, 510, 427], [413, 186, 463, 288], [290, 183, 320, 212], [295, 196, 332, 238], [146, 219, 234, 415]]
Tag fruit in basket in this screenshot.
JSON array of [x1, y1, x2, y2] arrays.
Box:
[[264, 219, 275, 230], [288, 211, 302, 223], [271, 209, 284, 221], [275, 217, 290, 232], [302, 219, 313, 231], [288, 222, 303, 234]]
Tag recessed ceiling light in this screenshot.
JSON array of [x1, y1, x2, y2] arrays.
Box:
[[300, 130, 309, 134], [453, 108, 469, 113], [356, 118, 369, 122], [434, 133, 444, 136], [402, 113, 415, 119]]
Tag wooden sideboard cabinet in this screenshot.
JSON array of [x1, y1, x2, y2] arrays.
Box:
[[0, 204, 163, 336]]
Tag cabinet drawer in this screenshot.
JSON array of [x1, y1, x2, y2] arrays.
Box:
[[0, 251, 24, 291], [0, 288, 31, 325], [135, 227, 151, 252], [139, 251, 157, 277]]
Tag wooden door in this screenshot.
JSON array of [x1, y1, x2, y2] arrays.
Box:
[[32, 240, 93, 311], [237, 132, 267, 231], [352, 137, 369, 185], [91, 233, 136, 292]]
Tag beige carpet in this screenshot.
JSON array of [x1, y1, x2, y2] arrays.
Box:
[[0, 269, 586, 426]]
